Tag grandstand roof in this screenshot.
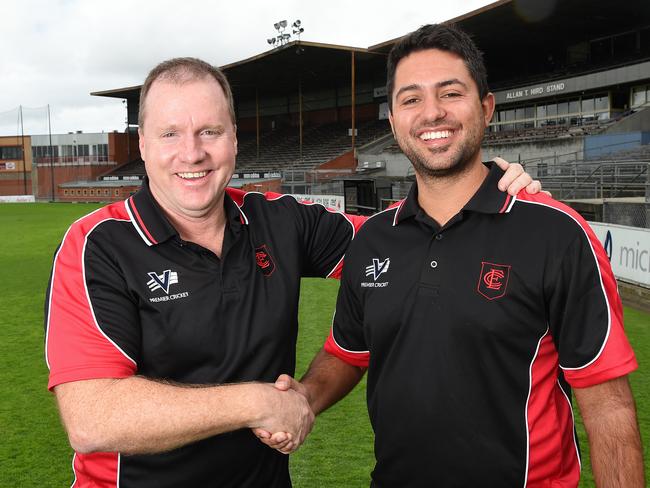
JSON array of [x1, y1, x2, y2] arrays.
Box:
[[91, 40, 387, 110], [223, 41, 386, 97], [91, 84, 141, 100], [370, 0, 648, 53], [371, 0, 650, 88], [92, 0, 650, 120]]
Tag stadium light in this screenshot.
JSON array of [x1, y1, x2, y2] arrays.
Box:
[[267, 19, 304, 49], [292, 19, 304, 37]]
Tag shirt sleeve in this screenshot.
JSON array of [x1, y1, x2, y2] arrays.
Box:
[[291, 200, 366, 279], [324, 247, 370, 367], [45, 220, 139, 391], [547, 219, 637, 389]]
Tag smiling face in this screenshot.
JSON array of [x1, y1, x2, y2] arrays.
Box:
[[389, 48, 494, 180], [138, 76, 237, 221]]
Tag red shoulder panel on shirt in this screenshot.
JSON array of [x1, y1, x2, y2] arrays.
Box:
[[46, 202, 137, 391], [515, 190, 637, 387]]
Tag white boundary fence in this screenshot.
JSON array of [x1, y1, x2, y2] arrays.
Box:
[[590, 222, 650, 288], [0, 195, 35, 203], [290, 194, 344, 212]]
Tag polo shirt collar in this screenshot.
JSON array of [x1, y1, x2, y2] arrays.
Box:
[[394, 163, 516, 225], [126, 177, 245, 246]]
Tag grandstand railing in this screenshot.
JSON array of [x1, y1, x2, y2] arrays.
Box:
[[525, 160, 650, 199], [283, 168, 355, 184], [35, 156, 113, 166]]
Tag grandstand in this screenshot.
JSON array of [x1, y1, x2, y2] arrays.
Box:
[[25, 0, 648, 221], [235, 119, 390, 171]]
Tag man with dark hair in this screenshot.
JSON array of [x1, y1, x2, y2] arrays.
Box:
[[46, 55, 539, 487], [261, 24, 644, 487]]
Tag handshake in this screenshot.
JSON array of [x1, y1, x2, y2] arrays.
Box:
[[251, 374, 314, 455]]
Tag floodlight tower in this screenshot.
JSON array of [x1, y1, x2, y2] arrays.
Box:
[[292, 20, 304, 40], [266, 20, 304, 49]]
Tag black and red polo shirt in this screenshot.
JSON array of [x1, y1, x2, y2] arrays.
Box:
[[324, 164, 637, 487], [45, 179, 362, 488]]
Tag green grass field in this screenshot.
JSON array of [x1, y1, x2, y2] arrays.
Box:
[[0, 202, 647, 487]]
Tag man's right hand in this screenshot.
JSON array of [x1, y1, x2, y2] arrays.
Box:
[[252, 378, 314, 454], [253, 349, 366, 455]]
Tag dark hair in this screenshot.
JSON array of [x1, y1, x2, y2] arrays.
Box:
[[386, 24, 488, 112], [138, 57, 235, 128]]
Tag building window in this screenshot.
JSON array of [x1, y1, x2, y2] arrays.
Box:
[[594, 95, 609, 111], [632, 85, 648, 108], [581, 97, 595, 114], [0, 146, 22, 159], [77, 145, 90, 157], [515, 107, 526, 120]]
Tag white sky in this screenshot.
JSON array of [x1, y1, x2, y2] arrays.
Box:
[[0, 0, 494, 136]]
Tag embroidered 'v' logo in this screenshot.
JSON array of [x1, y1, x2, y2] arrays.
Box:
[[365, 258, 390, 281], [147, 270, 178, 294]]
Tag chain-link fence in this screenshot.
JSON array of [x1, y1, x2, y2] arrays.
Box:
[[602, 201, 650, 228], [523, 160, 650, 228]]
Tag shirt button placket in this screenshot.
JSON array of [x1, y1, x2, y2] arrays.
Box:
[[417, 232, 444, 308], [430, 232, 443, 269]]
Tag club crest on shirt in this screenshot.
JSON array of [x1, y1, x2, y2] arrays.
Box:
[[255, 245, 276, 277], [477, 262, 511, 300]]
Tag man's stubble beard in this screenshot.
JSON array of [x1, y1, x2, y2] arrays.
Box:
[[396, 121, 484, 181]]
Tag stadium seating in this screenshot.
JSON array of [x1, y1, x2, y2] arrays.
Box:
[[483, 118, 617, 146], [103, 119, 392, 178], [105, 158, 145, 177], [235, 119, 391, 171]]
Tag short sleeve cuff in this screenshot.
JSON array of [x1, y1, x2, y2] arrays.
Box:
[[324, 332, 369, 368], [564, 355, 638, 389], [48, 365, 136, 391]]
